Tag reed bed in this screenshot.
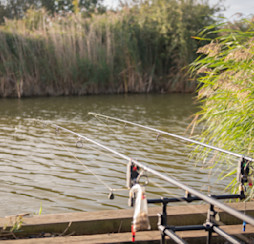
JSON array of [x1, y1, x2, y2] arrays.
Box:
[[0, 0, 217, 97]]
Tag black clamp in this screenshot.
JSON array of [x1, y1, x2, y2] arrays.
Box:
[[240, 157, 250, 184], [237, 157, 251, 197]]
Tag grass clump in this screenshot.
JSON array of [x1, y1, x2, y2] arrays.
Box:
[[190, 19, 254, 196]]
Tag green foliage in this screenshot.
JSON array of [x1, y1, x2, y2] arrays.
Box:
[[0, 0, 39, 20], [34, 203, 42, 215], [0, 215, 23, 238], [0, 0, 219, 97], [190, 19, 254, 196], [0, 0, 105, 22]]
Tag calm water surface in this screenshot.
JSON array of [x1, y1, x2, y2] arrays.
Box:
[[0, 94, 235, 217]]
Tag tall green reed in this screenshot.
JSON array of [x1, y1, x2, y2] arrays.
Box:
[[0, 0, 218, 97], [190, 19, 254, 197]]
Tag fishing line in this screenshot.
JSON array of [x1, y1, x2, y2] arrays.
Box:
[[89, 113, 254, 163], [54, 128, 128, 195], [76, 132, 219, 224], [75, 136, 125, 166], [34, 119, 129, 195], [90, 113, 253, 196], [71, 134, 188, 198], [36, 118, 240, 197], [19, 119, 130, 200], [36, 118, 125, 167], [54, 122, 190, 199], [55, 137, 112, 192], [92, 113, 243, 172], [23, 119, 127, 196], [95, 122, 222, 199], [91, 113, 234, 171], [148, 178, 181, 198], [91, 114, 226, 195], [72, 141, 131, 192], [18, 117, 213, 196], [91, 115, 181, 176]]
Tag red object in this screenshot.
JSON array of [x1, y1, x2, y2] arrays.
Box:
[[133, 166, 137, 171], [131, 225, 135, 242], [249, 178, 253, 187]]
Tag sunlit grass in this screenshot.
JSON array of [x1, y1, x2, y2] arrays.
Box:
[[190, 19, 254, 197]]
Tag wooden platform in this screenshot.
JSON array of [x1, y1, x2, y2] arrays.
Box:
[[0, 202, 254, 243]]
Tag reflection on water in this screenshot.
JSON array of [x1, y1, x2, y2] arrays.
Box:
[[0, 94, 236, 217]]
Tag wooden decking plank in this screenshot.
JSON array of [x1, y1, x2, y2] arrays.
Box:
[[1, 224, 254, 243]]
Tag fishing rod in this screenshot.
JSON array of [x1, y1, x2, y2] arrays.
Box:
[[88, 112, 254, 163], [50, 123, 254, 226]]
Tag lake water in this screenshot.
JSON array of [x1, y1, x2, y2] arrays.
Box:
[[0, 94, 236, 217]]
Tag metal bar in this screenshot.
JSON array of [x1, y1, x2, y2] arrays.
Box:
[[89, 113, 254, 162], [161, 231, 165, 244], [148, 194, 243, 204], [159, 225, 187, 244], [161, 203, 167, 244], [207, 229, 212, 244], [213, 226, 242, 244], [210, 194, 245, 200], [162, 202, 167, 226], [206, 205, 215, 244], [172, 225, 207, 231], [52, 124, 254, 226]]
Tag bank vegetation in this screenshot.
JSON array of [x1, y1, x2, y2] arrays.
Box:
[[0, 0, 218, 97], [190, 19, 254, 196]]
